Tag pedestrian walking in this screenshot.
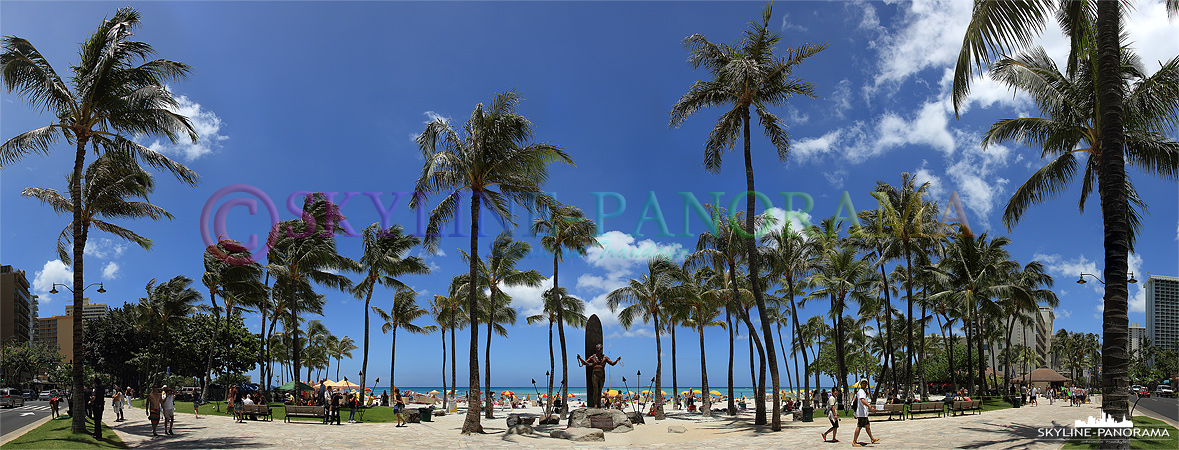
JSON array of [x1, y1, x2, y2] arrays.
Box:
[[821, 388, 841, 443], [331, 389, 343, 425], [162, 386, 176, 434], [147, 387, 163, 437], [112, 389, 124, 421], [852, 379, 879, 447], [393, 387, 406, 427]]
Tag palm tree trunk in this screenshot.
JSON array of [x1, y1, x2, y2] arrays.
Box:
[[904, 246, 915, 399], [671, 323, 679, 409], [833, 300, 849, 413], [965, 318, 975, 396], [546, 318, 554, 418], [1004, 314, 1016, 401], [291, 278, 301, 385], [440, 325, 447, 410], [776, 322, 792, 394], [976, 314, 987, 395], [450, 318, 457, 413], [653, 313, 665, 420], [485, 304, 494, 419], [920, 301, 928, 400], [462, 192, 483, 434], [554, 255, 571, 418], [788, 290, 811, 409], [360, 288, 374, 418], [726, 305, 736, 415], [69, 136, 88, 434], [202, 291, 220, 403], [699, 323, 711, 417], [741, 107, 782, 430], [1096, 0, 1130, 439], [739, 308, 767, 425]]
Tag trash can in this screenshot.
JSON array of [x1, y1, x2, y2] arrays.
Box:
[[419, 407, 433, 422], [801, 406, 814, 422]]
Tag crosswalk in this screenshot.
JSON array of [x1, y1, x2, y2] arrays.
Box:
[[0, 404, 51, 412]]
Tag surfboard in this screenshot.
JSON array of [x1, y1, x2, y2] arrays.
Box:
[[585, 314, 602, 407]]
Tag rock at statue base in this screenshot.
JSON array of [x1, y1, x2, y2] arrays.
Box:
[[668, 425, 687, 433], [539, 414, 561, 425], [507, 414, 520, 427], [507, 424, 534, 435], [611, 424, 634, 433], [568, 408, 631, 429], [626, 411, 645, 425], [551, 427, 605, 441]]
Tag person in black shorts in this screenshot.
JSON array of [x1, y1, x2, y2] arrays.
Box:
[[852, 379, 880, 447], [822, 388, 840, 442]]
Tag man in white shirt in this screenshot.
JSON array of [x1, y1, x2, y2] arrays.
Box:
[[161, 386, 176, 435], [852, 379, 880, 447]]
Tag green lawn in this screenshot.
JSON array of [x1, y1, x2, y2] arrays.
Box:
[[128, 398, 428, 423], [1, 416, 128, 449], [833, 397, 1009, 419], [1061, 416, 1179, 449]]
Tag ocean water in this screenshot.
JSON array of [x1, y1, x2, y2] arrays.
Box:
[[357, 385, 840, 400]]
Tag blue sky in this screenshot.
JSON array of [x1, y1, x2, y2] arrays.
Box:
[[3, 1, 1176, 389]]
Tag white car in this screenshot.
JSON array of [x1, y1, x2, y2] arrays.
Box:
[[0, 388, 25, 408], [39, 391, 52, 401], [1156, 386, 1174, 398]]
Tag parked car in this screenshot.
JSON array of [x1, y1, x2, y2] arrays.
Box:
[[39, 391, 52, 401], [0, 388, 26, 408], [1135, 387, 1150, 397], [177, 387, 201, 402], [1157, 386, 1174, 398], [23, 389, 35, 400]]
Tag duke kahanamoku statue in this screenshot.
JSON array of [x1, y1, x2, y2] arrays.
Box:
[[577, 343, 620, 408]]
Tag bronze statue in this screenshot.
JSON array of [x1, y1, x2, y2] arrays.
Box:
[[577, 343, 620, 408]]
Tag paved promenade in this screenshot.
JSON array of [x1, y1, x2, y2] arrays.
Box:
[[107, 399, 1104, 449]]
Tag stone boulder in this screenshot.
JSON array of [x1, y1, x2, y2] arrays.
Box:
[[568, 408, 631, 429], [507, 414, 520, 427], [506, 424, 534, 435], [626, 411, 645, 425], [538, 414, 561, 425], [668, 425, 687, 433], [550, 427, 605, 442], [611, 424, 634, 433]]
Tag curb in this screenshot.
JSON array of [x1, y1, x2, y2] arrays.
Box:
[[0, 415, 52, 446]]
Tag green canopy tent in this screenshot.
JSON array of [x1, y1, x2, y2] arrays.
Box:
[[277, 381, 315, 392]]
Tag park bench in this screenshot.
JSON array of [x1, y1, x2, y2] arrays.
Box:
[[241, 404, 273, 421], [907, 401, 943, 419], [950, 400, 982, 416], [879, 403, 905, 420], [284, 405, 326, 423]]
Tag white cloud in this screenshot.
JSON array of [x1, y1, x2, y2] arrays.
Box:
[[831, 78, 853, 119], [1058, 309, 1072, 319], [763, 207, 812, 234], [779, 13, 807, 32], [791, 129, 841, 163], [876, 100, 956, 156], [823, 169, 848, 189], [583, 231, 686, 278], [1035, 253, 1101, 294], [84, 238, 128, 259], [32, 259, 73, 302], [500, 278, 553, 321], [1128, 253, 1146, 313], [101, 262, 120, 280], [144, 94, 227, 161], [912, 162, 946, 201]]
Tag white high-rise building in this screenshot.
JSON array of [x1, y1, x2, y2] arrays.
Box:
[[1145, 275, 1179, 352], [1129, 323, 1146, 358]]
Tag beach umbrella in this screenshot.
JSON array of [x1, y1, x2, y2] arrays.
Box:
[[709, 390, 722, 395], [502, 390, 515, 396], [336, 380, 361, 389], [323, 380, 340, 387], [540, 394, 548, 398], [567, 393, 576, 398], [364, 388, 373, 392], [428, 390, 441, 395], [606, 390, 620, 396]]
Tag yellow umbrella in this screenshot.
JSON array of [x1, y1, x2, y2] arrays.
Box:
[[709, 390, 722, 395], [335, 380, 360, 389], [322, 380, 338, 387], [428, 390, 441, 395], [606, 390, 620, 397]]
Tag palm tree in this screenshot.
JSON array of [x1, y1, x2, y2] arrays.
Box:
[[266, 193, 357, 384], [805, 245, 875, 412], [138, 275, 202, 384], [670, 3, 825, 430], [410, 90, 571, 434], [351, 223, 429, 408], [200, 239, 265, 401], [674, 267, 727, 417], [428, 295, 450, 410], [525, 287, 587, 418], [953, 1, 1179, 431], [1, 8, 199, 432], [459, 232, 541, 418], [326, 335, 358, 382], [607, 257, 682, 420], [372, 289, 436, 392], [762, 223, 820, 408], [531, 205, 598, 416], [999, 261, 1058, 398]]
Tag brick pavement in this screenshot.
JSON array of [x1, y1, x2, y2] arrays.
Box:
[[105, 398, 1104, 449]]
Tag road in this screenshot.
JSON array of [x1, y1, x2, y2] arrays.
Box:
[[1131, 393, 1178, 424], [0, 400, 52, 439]]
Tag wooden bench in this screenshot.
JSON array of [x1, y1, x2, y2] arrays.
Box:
[[241, 404, 273, 421], [880, 403, 905, 420], [284, 405, 326, 423], [950, 400, 982, 416], [907, 402, 943, 419]]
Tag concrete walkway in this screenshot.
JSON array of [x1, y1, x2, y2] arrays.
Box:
[[107, 399, 1105, 449]]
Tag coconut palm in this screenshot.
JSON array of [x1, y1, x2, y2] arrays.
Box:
[[525, 287, 587, 418], [458, 232, 542, 419], [531, 204, 598, 416], [673, 267, 727, 417], [762, 223, 820, 407], [999, 261, 1058, 397], [805, 245, 875, 411], [138, 275, 202, 384], [1, 8, 199, 432], [410, 90, 571, 434], [303, 320, 330, 381], [607, 257, 682, 420], [325, 335, 358, 382], [351, 223, 430, 408], [670, 4, 825, 430], [199, 239, 265, 401], [266, 193, 357, 384], [953, 1, 1179, 430], [372, 289, 436, 390]]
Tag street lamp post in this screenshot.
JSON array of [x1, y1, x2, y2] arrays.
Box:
[[1076, 272, 1137, 285], [48, 281, 104, 435]]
